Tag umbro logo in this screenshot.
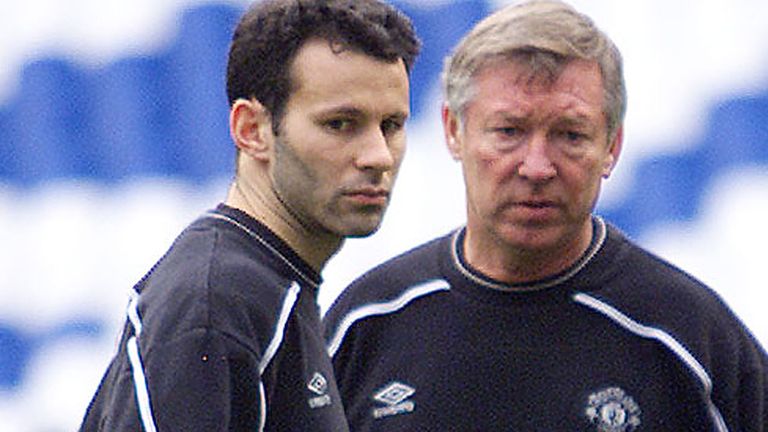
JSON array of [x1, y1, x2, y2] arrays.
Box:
[[307, 372, 328, 395], [307, 372, 332, 409], [372, 381, 415, 419]]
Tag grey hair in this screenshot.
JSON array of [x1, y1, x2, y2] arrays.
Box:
[[442, 0, 626, 138]]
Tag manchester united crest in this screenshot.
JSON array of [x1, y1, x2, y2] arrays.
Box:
[[585, 387, 641, 432]]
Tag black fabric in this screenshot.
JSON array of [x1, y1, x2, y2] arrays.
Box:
[[81, 204, 348, 431], [325, 218, 768, 431]]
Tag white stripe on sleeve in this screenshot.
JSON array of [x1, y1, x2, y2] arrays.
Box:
[[327, 279, 450, 358], [573, 292, 730, 432], [126, 290, 159, 432], [257, 282, 301, 432]]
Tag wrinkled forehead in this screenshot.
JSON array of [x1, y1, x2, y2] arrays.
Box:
[[464, 57, 607, 125], [472, 55, 608, 118]]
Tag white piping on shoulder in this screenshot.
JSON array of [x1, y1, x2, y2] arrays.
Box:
[[126, 290, 158, 432], [573, 292, 730, 432], [205, 212, 318, 289], [327, 279, 450, 358], [258, 282, 301, 432]]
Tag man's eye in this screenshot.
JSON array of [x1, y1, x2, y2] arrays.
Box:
[[495, 127, 520, 137], [489, 125, 525, 138], [324, 119, 354, 132], [381, 118, 404, 136], [561, 130, 587, 143]]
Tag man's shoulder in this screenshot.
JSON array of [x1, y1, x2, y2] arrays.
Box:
[[142, 218, 286, 293], [336, 232, 451, 305], [323, 233, 455, 352], [596, 223, 754, 352], [603, 223, 721, 305], [134, 217, 300, 353]]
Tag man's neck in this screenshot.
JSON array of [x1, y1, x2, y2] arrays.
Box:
[[463, 220, 594, 286], [224, 181, 343, 272]]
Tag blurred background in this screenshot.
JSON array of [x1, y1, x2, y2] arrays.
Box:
[[1, 0, 767, 430]]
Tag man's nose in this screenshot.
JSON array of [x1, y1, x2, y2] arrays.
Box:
[[516, 134, 557, 181], [356, 128, 396, 172]]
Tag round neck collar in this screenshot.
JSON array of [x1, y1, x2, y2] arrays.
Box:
[[450, 217, 607, 293]]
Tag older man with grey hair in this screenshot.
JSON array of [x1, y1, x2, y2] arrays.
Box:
[[324, 1, 768, 430]]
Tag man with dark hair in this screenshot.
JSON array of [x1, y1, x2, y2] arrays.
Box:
[[79, 1, 419, 430]]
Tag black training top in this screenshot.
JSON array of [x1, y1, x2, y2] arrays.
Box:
[[81, 204, 349, 431], [325, 217, 768, 431]]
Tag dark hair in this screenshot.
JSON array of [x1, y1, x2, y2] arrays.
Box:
[[226, 0, 421, 132]]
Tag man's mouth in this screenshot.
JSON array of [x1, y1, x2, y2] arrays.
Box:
[[344, 188, 389, 206]]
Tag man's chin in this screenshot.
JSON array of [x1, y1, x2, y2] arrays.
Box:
[[341, 219, 386, 238], [495, 224, 565, 251], [343, 225, 382, 239]]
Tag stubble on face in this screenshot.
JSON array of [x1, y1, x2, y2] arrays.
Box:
[[268, 39, 410, 241], [270, 133, 394, 239]]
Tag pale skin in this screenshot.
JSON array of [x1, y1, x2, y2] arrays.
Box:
[[226, 38, 410, 271], [443, 58, 623, 285]]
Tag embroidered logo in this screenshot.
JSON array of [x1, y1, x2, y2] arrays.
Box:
[[307, 372, 332, 409], [372, 381, 416, 419], [585, 387, 641, 432]]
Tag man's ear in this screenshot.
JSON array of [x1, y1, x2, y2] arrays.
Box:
[[602, 125, 623, 178], [442, 104, 463, 161], [230, 98, 273, 162]]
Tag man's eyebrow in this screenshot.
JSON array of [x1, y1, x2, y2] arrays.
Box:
[[486, 112, 529, 123], [386, 111, 409, 121], [315, 105, 409, 121], [318, 106, 365, 117], [555, 114, 598, 129], [557, 116, 589, 125]]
